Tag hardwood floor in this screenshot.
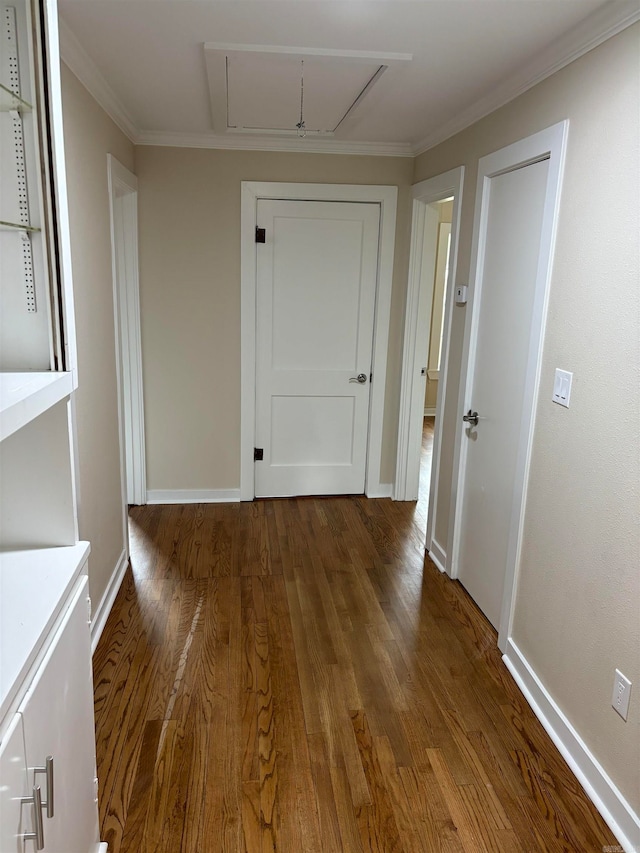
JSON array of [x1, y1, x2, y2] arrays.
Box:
[[94, 434, 617, 851]]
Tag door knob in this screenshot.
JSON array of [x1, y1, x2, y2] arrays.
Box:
[[349, 374, 367, 384], [463, 409, 479, 426]]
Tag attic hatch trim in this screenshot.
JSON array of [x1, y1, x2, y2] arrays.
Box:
[[204, 42, 412, 139]]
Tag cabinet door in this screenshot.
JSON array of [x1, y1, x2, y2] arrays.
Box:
[[0, 713, 29, 853], [19, 577, 99, 852]]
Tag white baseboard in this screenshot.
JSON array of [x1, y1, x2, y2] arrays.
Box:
[[424, 407, 437, 417], [426, 538, 447, 573], [367, 483, 393, 499], [91, 548, 128, 655], [503, 639, 640, 853], [146, 488, 241, 504]]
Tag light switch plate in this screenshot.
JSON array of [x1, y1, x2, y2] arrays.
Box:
[[552, 368, 572, 407]]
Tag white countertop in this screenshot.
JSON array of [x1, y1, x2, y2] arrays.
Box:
[[0, 542, 90, 725]]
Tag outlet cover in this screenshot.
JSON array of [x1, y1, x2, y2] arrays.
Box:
[[611, 669, 632, 720]]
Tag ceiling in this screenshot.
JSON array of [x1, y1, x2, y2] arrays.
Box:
[[58, 0, 640, 156]]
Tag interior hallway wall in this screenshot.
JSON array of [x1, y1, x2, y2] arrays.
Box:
[[135, 148, 413, 492], [414, 24, 640, 812], [60, 64, 134, 608]]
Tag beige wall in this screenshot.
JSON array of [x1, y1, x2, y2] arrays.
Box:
[[414, 24, 640, 810], [136, 148, 413, 491], [60, 65, 134, 607]]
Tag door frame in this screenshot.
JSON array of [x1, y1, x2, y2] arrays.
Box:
[[240, 182, 398, 501], [107, 154, 146, 507], [394, 167, 464, 571], [452, 121, 568, 651]]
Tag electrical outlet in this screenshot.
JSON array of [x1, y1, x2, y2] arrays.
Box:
[[611, 669, 632, 720]]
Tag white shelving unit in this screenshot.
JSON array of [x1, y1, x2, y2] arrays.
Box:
[[0, 0, 105, 850], [0, 371, 73, 440]]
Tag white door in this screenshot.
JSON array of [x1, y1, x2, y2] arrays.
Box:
[[19, 577, 100, 852], [457, 157, 550, 628], [255, 199, 380, 498]]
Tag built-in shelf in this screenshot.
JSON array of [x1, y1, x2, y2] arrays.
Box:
[[0, 372, 74, 441], [0, 82, 32, 113], [0, 542, 90, 723], [0, 219, 40, 232]]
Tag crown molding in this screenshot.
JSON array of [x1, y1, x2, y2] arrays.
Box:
[[58, 17, 139, 142], [58, 2, 639, 160], [413, 0, 640, 157], [136, 130, 414, 158]]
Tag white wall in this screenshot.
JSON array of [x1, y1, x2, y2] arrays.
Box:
[[414, 23, 640, 813]]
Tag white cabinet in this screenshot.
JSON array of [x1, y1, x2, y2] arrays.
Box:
[[0, 714, 29, 853], [19, 577, 99, 852], [0, 569, 103, 853]]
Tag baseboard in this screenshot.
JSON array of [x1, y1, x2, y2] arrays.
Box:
[[426, 538, 447, 573], [146, 488, 241, 504], [367, 483, 393, 499], [503, 639, 640, 853], [91, 548, 128, 655], [424, 407, 437, 417]]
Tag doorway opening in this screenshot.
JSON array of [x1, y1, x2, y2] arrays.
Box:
[[395, 167, 464, 575], [240, 182, 398, 502]]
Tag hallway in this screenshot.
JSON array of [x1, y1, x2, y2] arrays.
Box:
[[93, 478, 616, 850]]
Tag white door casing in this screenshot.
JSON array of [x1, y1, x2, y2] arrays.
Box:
[[107, 154, 146, 508], [255, 199, 380, 497], [395, 167, 464, 574], [452, 122, 568, 650], [241, 182, 398, 501]]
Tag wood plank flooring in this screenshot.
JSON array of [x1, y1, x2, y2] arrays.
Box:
[[94, 424, 618, 852]]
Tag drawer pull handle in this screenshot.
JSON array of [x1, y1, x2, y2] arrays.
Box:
[[21, 785, 45, 849], [35, 755, 54, 817]]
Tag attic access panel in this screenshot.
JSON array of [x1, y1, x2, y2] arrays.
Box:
[[204, 43, 412, 138]]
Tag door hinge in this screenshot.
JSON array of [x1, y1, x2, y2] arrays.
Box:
[[255, 227, 266, 244], [370, 373, 373, 383], [254, 448, 264, 461]]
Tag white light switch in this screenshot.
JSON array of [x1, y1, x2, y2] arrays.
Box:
[[552, 369, 573, 407]]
